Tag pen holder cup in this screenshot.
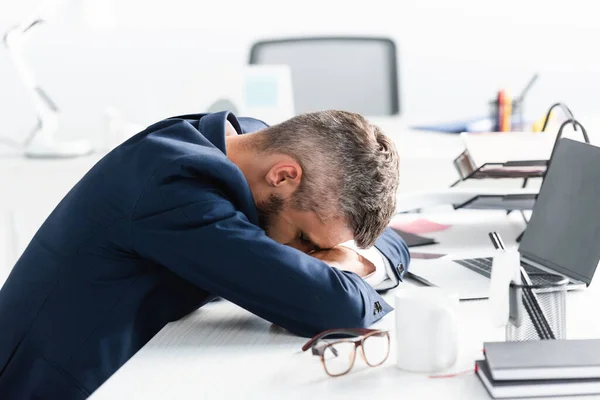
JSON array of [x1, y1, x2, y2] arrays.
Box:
[[506, 274, 568, 341]]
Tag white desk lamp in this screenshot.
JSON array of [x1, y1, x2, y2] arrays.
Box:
[[2, 0, 94, 158]]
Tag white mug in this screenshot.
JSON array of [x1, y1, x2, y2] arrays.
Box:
[[395, 287, 459, 373]]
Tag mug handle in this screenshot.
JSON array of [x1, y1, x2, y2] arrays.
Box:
[[432, 303, 458, 370]]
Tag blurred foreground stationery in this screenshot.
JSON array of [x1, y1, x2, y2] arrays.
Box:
[[484, 340, 600, 381], [476, 360, 600, 399], [477, 339, 600, 398]]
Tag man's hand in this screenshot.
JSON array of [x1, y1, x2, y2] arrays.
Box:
[[311, 247, 376, 278]]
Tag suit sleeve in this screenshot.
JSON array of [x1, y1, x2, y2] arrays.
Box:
[[375, 228, 411, 281], [131, 175, 392, 338]]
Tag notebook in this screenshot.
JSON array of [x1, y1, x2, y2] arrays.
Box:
[[476, 360, 600, 399], [484, 339, 600, 381], [390, 228, 436, 247]]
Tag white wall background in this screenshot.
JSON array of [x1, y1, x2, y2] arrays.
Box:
[[0, 0, 599, 148]]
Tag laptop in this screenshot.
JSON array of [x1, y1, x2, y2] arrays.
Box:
[[408, 138, 600, 300]]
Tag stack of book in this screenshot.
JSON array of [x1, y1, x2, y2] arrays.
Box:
[[476, 339, 600, 398]]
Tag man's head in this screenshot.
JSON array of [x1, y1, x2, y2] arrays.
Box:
[[226, 110, 399, 253]]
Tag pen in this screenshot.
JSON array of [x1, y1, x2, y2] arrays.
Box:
[[488, 231, 506, 251], [495, 232, 505, 250], [488, 232, 501, 250], [503, 90, 512, 132], [520, 268, 555, 339], [497, 90, 505, 132], [516, 73, 539, 104]]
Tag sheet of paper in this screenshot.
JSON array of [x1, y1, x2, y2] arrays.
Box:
[[394, 187, 539, 213], [461, 131, 557, 167]]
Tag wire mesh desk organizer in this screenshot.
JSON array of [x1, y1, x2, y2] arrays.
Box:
[[506, 272, 569, 341], [489, 232, 569, 341], [451, 103, 590, 217], [452, 103, 580, 187]]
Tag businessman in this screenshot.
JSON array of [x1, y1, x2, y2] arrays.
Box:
[[0, 110, 410, 399]]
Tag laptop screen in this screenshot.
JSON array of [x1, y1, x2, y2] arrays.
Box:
[[519, 139, 600, 284]]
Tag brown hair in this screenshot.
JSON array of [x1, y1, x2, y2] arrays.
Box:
[[255, 110, 399, 248]]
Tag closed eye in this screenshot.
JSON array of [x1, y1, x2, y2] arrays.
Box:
[[299, 232, 311, 245], [299, 232, 322, 252]]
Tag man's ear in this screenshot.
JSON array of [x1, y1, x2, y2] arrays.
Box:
[[265, 160, 302, 198]]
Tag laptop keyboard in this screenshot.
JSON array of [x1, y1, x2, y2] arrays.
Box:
[[454, 257, 565, 285]]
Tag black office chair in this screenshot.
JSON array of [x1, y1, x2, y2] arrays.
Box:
[[249, 37, 400, 117]]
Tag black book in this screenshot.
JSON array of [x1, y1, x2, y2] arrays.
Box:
[[390, 228, 436, 247], [476, 360, 600, 399]]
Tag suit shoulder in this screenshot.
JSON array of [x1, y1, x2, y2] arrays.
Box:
[[238, 117, 269, 133]]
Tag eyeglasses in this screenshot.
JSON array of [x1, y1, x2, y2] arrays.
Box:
[[302, 328, 390, 377]]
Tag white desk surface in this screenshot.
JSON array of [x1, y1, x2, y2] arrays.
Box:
[[90, 210, 600, 400]]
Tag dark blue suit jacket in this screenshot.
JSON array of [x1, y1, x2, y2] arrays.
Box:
[[0, 112, 410, 399]]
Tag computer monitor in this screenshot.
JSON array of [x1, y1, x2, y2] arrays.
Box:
[[519, 138, 600, 285]]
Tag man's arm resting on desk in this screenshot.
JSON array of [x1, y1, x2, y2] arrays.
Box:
[[311, 246, 377, 278], [132, 187, 392, 338], [333, 228, 411, 288]]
